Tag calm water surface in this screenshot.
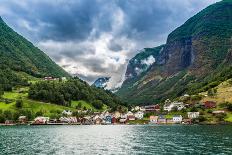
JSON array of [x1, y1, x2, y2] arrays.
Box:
[[0, 125, 231, 155]]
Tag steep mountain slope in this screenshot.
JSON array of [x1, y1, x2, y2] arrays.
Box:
[[0, 17, 69, 78], [117, 0, 232, 105]]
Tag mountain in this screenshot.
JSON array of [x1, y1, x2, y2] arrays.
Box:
[[0, 17, 69, 78], [92, 77, 110, 88], [117, 0, 232, 105], [0, 17, 126, 112]]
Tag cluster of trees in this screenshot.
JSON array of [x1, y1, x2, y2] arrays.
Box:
[[0, 109, 33, 123], [28, 78, 126, 110], [0, 68, 28, 92]]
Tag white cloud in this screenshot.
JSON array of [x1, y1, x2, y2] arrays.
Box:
[[141, 55, 156, 66]]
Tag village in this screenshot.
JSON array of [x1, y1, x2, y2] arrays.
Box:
[[2, 94, 227, 126]]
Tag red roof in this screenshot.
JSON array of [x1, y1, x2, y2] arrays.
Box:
[[204, 101, 216, 108]]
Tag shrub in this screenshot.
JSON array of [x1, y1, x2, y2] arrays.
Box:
[[92, 100, 104, 109], [198, 115, 207, 122], [226, 102, 232, 111], [16, 99, 23, 108], [35, 111, 44, 117], [215, 113, 226, 121], [207, 109, 213, 113]]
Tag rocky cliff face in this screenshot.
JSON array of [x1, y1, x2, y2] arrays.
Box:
[[125, 45, 164, 80], [117, 0, 232, 105]]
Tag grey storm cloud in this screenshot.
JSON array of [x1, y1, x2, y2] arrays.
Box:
[[0, 0, 220, 88], [108, 40, 123, 52]]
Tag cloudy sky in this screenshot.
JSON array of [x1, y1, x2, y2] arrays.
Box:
[[0, 0, 219, 88]]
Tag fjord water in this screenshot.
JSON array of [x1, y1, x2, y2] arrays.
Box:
[[0, 125, 231, 154]]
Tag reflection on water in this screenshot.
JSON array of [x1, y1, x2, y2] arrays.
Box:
[[0, 125, 232, 154]]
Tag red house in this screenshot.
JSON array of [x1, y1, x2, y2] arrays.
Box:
[[144, 105, 160, 112], [111, 117, 117, 124], [204, 101, 216, 109]]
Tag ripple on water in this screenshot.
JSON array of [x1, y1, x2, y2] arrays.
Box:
[[0, 125, 232, 154]]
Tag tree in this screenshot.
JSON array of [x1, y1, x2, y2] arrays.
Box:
[[198, 115, 206, 122], [92, 100, 104, 109], [190, 106, 198, 112], [35, 111, 44, 117], [16, 99, 23, 108], [207, 88, 217, 97], [171, 106, 178, 112], [3, 110, 13, 120], [216, 113, 226, 122], [0, 87, 4, 97], [76, 102, 82, 110]]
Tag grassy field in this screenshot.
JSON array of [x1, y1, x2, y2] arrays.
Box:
[[200, 79, 232, 103], [198, 79, 232, 122], [225, 113, 232, 122], [0, 91, 75, 117], [0, 88, 108, 117]]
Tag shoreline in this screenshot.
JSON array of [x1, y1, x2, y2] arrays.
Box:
[[1, 122, 232, 126]]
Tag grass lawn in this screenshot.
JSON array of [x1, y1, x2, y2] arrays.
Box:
[[0, 99, 75, 117], [0, 102, 15, 110], [201, 79, 232, 104], [3, 91, 27, 99], [0, 90, 76, 117], [225, 113, 232, 122]]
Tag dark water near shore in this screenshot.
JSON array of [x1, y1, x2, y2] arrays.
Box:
[[0, 125, 232, 155]]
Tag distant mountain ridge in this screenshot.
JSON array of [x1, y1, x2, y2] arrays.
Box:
[[92, 77, 110, 88], [0, 17, 69, 78], [117, 0, 232, 105]]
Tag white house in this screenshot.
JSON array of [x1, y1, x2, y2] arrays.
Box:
[[187, 112, 200, 119], [62, 110, 72, 116], [120, 113, 127, 119], [34, 117, 49, 124], [119, 118, 127, 123], [126, 111, 134, 117], [132, 106, 140, 112], [60, 117, 77, 123], [173, 115, 183, 123], [113, 111, 121, 119], [164, 101, 185, 112], [134, 111, 144, 120], [126, 111, 135, 120], [139, 106, 146, 112], [93, 115, 100, 121], [149, 116, 158, 123], [184, 94, 190, 97]]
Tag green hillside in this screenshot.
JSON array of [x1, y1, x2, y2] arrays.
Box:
[[117, 0, 232, 105], [0, 17, 69, 78], [0, 16, 126, 122]]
